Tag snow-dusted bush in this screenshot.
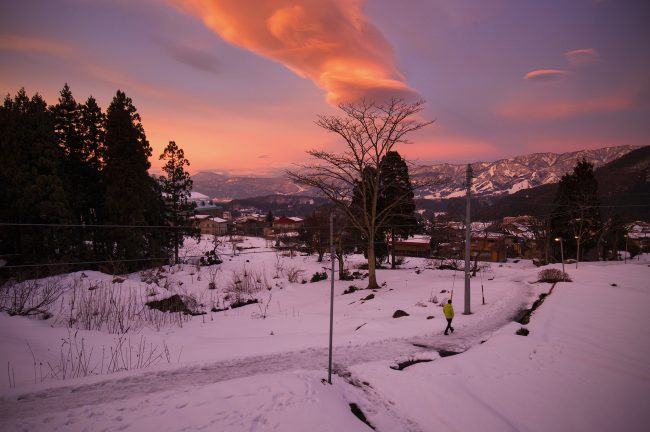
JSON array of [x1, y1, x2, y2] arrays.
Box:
[[58, 281, 191, 333], [207, 266, 220, 290], [538, 268, 571, 283], [284, 265, 304, 283], [310, 271, 327, 283], [30, 329, 178, 383], [0, 277, 63, 318], [226, 266, 270, 304]]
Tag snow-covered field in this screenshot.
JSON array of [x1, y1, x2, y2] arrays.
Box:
[[0, 236, 648, 431]]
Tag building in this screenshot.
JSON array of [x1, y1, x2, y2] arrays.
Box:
[[392, 236, 431, 258], [193, 215, 228, 235], [273, 216, 303, 231]]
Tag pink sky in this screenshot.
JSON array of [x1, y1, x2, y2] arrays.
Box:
[[1, 0, 648, 175]]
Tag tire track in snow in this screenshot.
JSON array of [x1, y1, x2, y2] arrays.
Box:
[[0, 278, 532, 421]]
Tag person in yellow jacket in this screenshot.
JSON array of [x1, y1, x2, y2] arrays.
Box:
[[443, 299, 455, 335]]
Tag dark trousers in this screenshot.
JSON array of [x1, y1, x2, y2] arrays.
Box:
[[445, 319, 454, 334]]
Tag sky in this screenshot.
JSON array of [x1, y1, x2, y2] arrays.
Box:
[[1, 0, 649, 175]]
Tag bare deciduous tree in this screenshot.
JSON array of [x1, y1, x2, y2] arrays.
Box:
[[287, 99, 434, 289]]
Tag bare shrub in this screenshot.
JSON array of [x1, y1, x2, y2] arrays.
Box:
[[284, 265, 304, 283], [207, 266, 220, 290], [56, 281, 191, 333], [0, 277, 63, 317], [226, 266, 270, 304], [140, 267, 165, 285], [273, 253, 285, 279], [253, 290, 273, 319], [36, 329, 180, 382], [538, 268, 571, 283]]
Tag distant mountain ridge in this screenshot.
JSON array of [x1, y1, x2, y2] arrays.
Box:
[[192, 145, 641, 201], [411, 145, 640, 199]]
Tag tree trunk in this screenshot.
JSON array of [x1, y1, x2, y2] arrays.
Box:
[[366, 234, 379, 289], [317, 250, 324, 262], [337, 237, 346, 279], [390, 229, 396, 269]]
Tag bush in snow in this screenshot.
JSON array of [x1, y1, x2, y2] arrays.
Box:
[[199, 249, 222, 266], [0, 277, 62, 318], [283, 265, 304, 283], [226, 266, 270, 305], [537, 268, 571, 283], [310, 271, 328, 283]]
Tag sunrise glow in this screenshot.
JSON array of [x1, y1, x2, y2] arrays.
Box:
[[1, 0, 648, 174]]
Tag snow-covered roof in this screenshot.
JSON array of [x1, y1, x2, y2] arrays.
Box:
[[210, 217, 228, 223], [288, 217, 303, 222], [190, 191, 209, 200]]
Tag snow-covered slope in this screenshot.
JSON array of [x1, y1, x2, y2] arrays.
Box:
[[1, 239, 648, 431], [412, 145, 639, 199]]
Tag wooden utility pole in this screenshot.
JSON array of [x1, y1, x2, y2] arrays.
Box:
[[464, 164, 473, 315], [327, 212, 335, 384]]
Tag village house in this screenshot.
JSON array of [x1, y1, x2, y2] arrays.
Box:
[[193, 215, 228, 235], [273, 216, 303, 232], [392, 236, 431, 258]]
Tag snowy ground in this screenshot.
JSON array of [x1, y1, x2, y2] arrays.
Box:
[[0, 237, 648, 431]]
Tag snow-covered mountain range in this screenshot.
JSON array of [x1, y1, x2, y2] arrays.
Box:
[[192, 146, 640, 201], [411, 145, 639, 199]]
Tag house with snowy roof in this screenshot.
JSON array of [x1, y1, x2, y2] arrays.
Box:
[[193, 216, 228, 235]]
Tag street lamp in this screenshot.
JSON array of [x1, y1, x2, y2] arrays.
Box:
[[574, 235, 579, 269], [624, 234, 628, 264], [554, 237, 565, 275]]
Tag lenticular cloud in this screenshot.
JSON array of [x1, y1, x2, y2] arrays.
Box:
[[169, 0, 417, 104]]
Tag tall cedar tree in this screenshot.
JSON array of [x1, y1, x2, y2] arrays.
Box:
[[103, 90, 168, 271], [350, 152, 418, 268], [78, 95, 107, 259], [380, 151, 417, 268], [551, 159, 601, 261], [159, 140, 196, 264], [52, 84, 88, 255], [0, 89, 71, 268]]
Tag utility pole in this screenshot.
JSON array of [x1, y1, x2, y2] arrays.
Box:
[[464, 164, 472, 315], [327, 212, 335, 384]]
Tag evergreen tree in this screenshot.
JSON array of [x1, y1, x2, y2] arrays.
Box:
[[0, 89, 71, 268], [78, 95, 107, 258], [350, 152, 418, 268], [551, 159, 601, 262], [299, 210, 329, 262], [380, 151, 418, 268], [103, 90, 167, 271], [52, 84, 87, 254], [158, 140, 196, 264]]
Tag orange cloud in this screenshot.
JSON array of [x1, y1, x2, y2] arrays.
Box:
[[168, 0, 417, 104], [523, 69, 569, 83], [0, 34, 77, 58], [498, 92, 635, 120], [564, 48, 599, 66]]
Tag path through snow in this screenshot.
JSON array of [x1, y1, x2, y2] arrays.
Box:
[[0, 277, 534, 425]]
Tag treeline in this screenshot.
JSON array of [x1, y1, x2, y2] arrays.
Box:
[[0, 85, 194, 276]]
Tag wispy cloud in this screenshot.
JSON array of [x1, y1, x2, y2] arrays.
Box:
[[0, 34, 78, 58], [498, 92, 635, 120], [523, 69, 569, 83], [564, 48, 599, 66], [258, 154, 269, 159], [168, 0, 417, 104], [158, 40, 220, 73]]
